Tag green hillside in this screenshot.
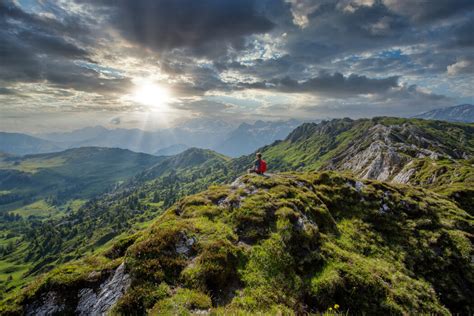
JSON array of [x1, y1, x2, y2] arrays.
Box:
[[0, 148, 230, 296], [0, 147, 165, 215], [2, 172, 472, 315], [0, 118, 473, 314], [0, 147, 165, 294]]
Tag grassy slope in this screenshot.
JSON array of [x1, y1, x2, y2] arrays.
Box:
[[0, 147, 165, 211], [0, 147, 165, 296], [2, 172, 472, 315], [0, 148, 231, 298], [399, 158, 474, 213]]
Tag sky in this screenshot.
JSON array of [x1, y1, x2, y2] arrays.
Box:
[[1, 0, 473, 133]]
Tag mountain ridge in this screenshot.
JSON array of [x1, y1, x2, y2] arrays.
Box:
[[256, 117, 473, 183], [412, 104, 474, 123], [0, 132, 62, 155]]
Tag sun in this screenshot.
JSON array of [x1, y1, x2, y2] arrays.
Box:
[[132, 81, 172, 110]]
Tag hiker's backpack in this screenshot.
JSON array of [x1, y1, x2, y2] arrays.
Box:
[[259, 160, 267, 173]]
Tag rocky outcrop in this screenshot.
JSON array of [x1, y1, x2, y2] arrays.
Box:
[[329, 123, 469, 182], [25, 292, 65, 316], [76, 263, 130, 315], [25, 263, 130, 316], [392, 166, 416, 184]]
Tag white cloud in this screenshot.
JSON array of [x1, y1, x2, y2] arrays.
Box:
[[284, 0, 326, 28], [447, 59, 474, 76]]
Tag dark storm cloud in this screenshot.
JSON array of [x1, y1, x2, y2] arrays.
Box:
[[43, 60, 133, 94], [245, 72, 400, 97], [0, 1, 91, 51], [17, 29, 89, 59], [226, 0, 474, 86], [0, 0, 130, 95], [384, 0, 474, 23], [0, 0, 88, 30], [282, 1, 410, 64], [449, 16, 474, 48], [79, 0, 274, 56]]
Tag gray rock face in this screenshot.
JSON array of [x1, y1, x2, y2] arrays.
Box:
[[332, 123, 466, 182], [25, 263, 130, 316], [176, 235, 197, 257], [76, 263, 131, 315], [392, 166, 416, 184], [230, 176, 246, 189], [25, 292, 65, 316]]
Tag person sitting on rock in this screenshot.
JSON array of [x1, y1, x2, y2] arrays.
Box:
[[248, 152, 267, 175]]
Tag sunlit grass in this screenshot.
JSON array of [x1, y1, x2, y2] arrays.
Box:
[[11, 200, 57, 218], [0, 157, 65, 174]]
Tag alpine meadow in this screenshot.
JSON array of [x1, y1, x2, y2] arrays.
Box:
[[0, 0, 473, 315]]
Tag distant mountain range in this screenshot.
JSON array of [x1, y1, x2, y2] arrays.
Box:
[[215, 119, 302, 157], [413, 104, 474, 122], [2, 105, 473, 157], [36, 118, 236, 154], [1, 118, 304, 157], [154, 144, 189, 156]]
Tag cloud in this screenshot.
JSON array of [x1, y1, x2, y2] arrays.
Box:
[[296, 83, 451, 118], [0, 0, 131, 95], [449, 17, 474, 48], [381, 84, 449, 102], [79, 0, 274, 57], [245, 72, 400, 97], [284, 0, 323, 28], [110, 117, 121, 125], [383, 0, 474, 23], [171, 100, 236, 117], [447, 59, 474, 76], [0, 0, 472, 128]]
